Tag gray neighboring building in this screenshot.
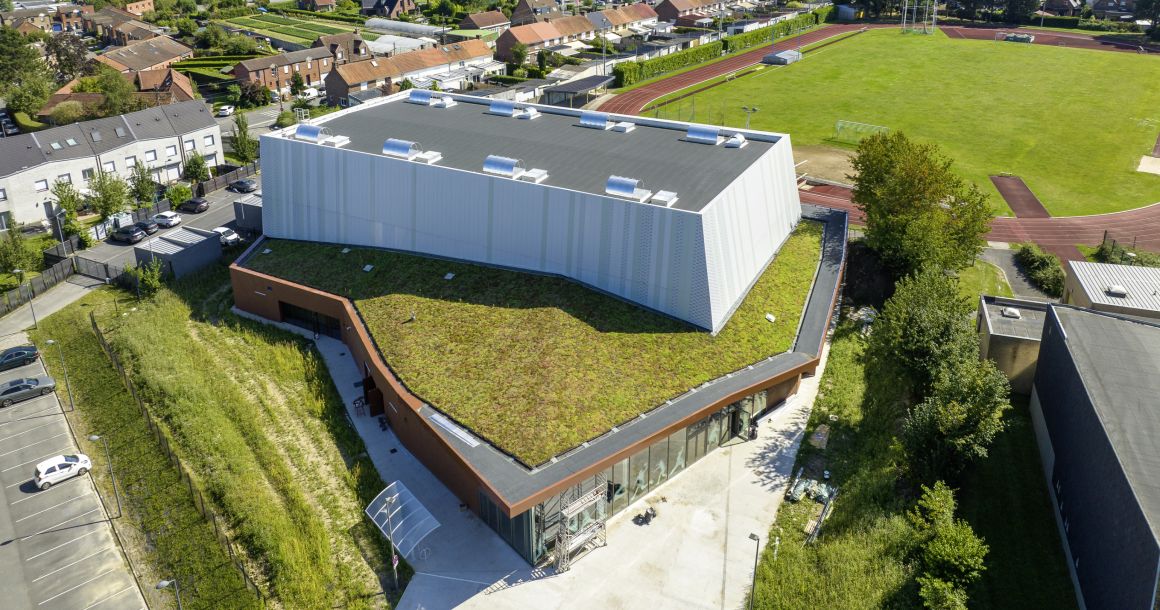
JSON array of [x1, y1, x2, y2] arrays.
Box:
[[1063, 261, 1160, 321], [1030, 306, 1160, 610], [233, 194, 263, 233], [134, 227, 222, 278], [976, 295, 1049, 394]]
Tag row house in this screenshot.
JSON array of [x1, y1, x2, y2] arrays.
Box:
[[312, 32, 372, 64], [325, 39, 500, 105], [495, 15, 596, 62], [233, 48, 339, 97], [360, 0, 416, 19], [511, 0, 563, 26], [586, 3, 658, 37], [460, 10, 511, 34], [0, 100, 220, 228], [85, 7, 163, 46], [1, 5, 91, 34], [95, 36, 194, 73], [124, 0, 155, 16], [654, 0, 730, 23]]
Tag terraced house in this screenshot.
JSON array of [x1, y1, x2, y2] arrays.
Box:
[[324, 39, 501, 104], [231, 91, 847, 568], [234, 48, 342, 99]]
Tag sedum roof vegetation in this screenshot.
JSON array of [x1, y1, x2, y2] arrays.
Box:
[[245, 221, 823, 465]]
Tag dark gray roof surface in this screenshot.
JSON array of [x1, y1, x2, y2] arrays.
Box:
[[543, 75, 614, 94], [983, 296, 1048, 340], [32, 124, 94, 163], [1054, 306, 1160, 540], [314, 94, 779, 212], [0, 134, 49, 178], [412, 204, 845, 508]]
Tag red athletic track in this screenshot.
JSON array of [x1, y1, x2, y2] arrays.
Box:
[[942, 25, 1160, 53], [597, 24, 893, 115]]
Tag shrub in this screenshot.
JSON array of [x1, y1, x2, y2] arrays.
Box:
[[165, 183, 192, 206], [613, 41, 722, 87], [1014, 243, 1064, 296], [274, 110, 296, 127], [12, 111, 47, 132], [721, 12, 820, 52], [1093, 240, 1160, 267]]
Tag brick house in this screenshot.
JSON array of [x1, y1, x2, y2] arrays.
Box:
[[511, 0, 563, 26], [95, 36, 194, 72], [460, 10, 511, 33], [654, 0, 729, 23], [300, 0, 337, 11], [124, 0, 155, 16], [233, 48, 338, 98], [360, 0, 416, 18], [313, 32, 372, 64], [324, 39, 499, 104], [495, 16, 596, 62]]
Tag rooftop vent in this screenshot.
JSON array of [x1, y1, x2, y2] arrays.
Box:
[[725, 133, 747, 148], [487, 100, 517, 117], [517, 107, 541, 120], [518, 168, 549, 184], [293, 123, 326, 143], [612, 121, 635, 133], [650, 190, 679, 207], [579, 111, 611, 130], [686, 124, 722, 145], [1106, 284, 1129, 298], [483, 155, 524, 179], [606, 175, 652, 202], [322, 135, 350, 148], [433, 95, 457, 108], [1000, 307, 1021, 319], [406, 89, 435, 105]]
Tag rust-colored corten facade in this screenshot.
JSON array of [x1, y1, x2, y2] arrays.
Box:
[[230, 259, 826, 517]]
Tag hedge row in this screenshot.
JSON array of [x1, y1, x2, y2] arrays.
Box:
[[1015, 243, 1065, 297], [278, 7, 368, 24], [613, 41, 723, 87], [721, 12, 819, 52], [488, 74, 531, 85], [13, 111, 46, 132], [1022, 15, 1141, 32]]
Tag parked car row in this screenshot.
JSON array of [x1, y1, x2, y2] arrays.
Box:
[[0, 109, 19, 137]]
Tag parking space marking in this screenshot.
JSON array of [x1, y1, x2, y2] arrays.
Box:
[[9, 476, 79, 500], [0, 406, 61, 426], [2, 446, 75, 473], [31, 547, 112, 583], [0, 432, 69, 458], [80, 584, 136, 610], [26, 507, 101, 539], [37, 567, 117, 605], [24, 528, 103, 561], [15, 493, 90, 522], [0, 422, 60, 444]]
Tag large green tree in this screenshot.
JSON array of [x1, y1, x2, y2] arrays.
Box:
[[183, 151, 210, 183], [130, 162, 157, 206], [50, 179, 92, 245], [851, 132, 993, 276], [909, 482, 989, 608], [45, 33, 92, 84], [0, 27, 39, 89], [1005, 0, 1039, 22], [7, 67, 54, 116], [231, 113, 259, 163], [94, 66, 143, 117], [89, 171, 130, 219]]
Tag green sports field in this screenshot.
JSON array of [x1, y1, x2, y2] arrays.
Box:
[[649, 29, 1160, 217]]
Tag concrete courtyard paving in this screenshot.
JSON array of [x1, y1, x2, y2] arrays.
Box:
[[237, 308, 828, 610]]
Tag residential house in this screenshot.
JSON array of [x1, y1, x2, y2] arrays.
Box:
[[1043, 0, 1083, 15], [95, 36, 195, 73], [1091, 0, 1135, 18], [460, 10, 511, 33], [511, 0, 563, 26], [360, 0, 416, 19], [586, 3, 658, 38], [85, 7, 163, 46], [0, 6, 90, 34], [300, 0, 337, 11], [0, 100, 220, 228], [654, 0, 729, 23], [325, 39, 501, 104], [313, 32, 372, 64], [38, 68, 196, 120], [234, 48, 338, 97], [124, 0, 155, 16], [495, 16, 596, 62]]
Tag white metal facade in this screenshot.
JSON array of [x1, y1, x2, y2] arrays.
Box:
[[261, 110, 800, 332]]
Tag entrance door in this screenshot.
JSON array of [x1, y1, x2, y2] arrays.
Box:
[[729, 405, 750, 440]]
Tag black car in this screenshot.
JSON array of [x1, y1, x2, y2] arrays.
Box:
[[112, 225, 146, 243], [178, 197, 209, 213], [0, 345, 38, 372], [228, 179, 258, 193], [135, 219, 159, 234]]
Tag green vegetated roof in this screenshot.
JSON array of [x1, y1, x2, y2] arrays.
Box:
[[245, 221, 823, 464]]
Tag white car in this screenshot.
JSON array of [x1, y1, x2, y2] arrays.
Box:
[[297, 87, 319, 100], [153, 211, 182, 227], [34, 454, 91, 490], [217, 105, 236, 117], [213, 226, 241, 246]]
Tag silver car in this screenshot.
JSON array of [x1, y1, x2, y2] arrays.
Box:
[[0, 376, 55, 407]]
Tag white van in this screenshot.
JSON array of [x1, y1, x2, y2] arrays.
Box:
[[298, 87, 319, 100]]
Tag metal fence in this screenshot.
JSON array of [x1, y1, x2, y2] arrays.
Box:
[[197, 161, 260, 197], [43, 235, 82, 266], [0, 259, 76, 318], [90, 310, 267, 604]]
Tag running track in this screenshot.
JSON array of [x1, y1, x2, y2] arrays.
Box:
[[599, 24, 1160, 259]]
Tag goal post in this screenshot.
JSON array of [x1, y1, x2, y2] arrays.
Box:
[[832, 120, 890, 145]]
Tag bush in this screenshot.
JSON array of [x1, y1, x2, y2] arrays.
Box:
[[1093, 240, 1160, 267], [13, 111, 47, 132], [1014, 243, 1064, 297], [613, 41, 722, 87], [274, 110, 296, 127], [488, 74, 530, 85], [165, 184, 192, 206], [722, 12, 820, 52]]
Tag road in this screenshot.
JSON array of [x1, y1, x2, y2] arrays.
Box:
[[82, 176, 261, 269], [0, 334, 146, 610]]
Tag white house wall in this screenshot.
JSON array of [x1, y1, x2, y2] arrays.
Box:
[[700, 137, 802, 332], [262, 135, 717, 329]]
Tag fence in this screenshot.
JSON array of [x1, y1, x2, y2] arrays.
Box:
[[0, 259, 76, 319], [90, 310, 267, 604], [43, 235, 82, 266], [197, 161, 260, 197]]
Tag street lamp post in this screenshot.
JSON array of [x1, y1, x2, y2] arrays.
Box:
[[748, 532, 760, 610], [88, 434, 122, 519], [12, 269, 37, 330], [741, 106, 759, 129], [156, 579, 183, 610], [44, 340, 74, 412]]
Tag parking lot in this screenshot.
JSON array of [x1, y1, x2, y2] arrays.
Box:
[[81, 175, 261, 269], [0, 335, 144, 610]]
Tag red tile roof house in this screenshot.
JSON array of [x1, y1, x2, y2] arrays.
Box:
[[94, 36, 195, 73], [313, 32, 372, 64], [495, 16, 596, 62], [654, 0, 729, 23], [586, 3, 658, 36], [511, 0, 563, 26], [38, 68, 196, 121], [460, 10, 511, 33], [324, 39, 498, 105], [360, 0, 416, 18], [300, 0, 337, 11]]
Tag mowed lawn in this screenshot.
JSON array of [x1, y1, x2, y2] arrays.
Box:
[[246, 222, 823, 466], [649, 29, 1160, 217]]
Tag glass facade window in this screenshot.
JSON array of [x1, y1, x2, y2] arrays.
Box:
[[611, 458, 629, 514], [648, 437, 668, 490], [687, 418, 707, 466], [707, 412, 724, 450], [627, 447, 649, 506], [668, 428, 687, 479]]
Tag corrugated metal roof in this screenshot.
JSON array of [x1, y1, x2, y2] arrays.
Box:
[[1070, 261, 1160, 313], [162, 227, 210, 245]]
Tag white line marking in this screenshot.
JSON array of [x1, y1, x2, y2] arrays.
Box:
[[10, 480, 69, 501], [0, 407, 60, 427], [414, 571, 497, 586], [16, 493, 90, 522], [81, 584, 136, 610], [0, 433, 68, 458], [37, 567, 117, 605], [26, 507, 100, 539], [0, 422, 59, 444], [32, 547, 111, 582], [25, 529, 103, 561], [2, 447, 75, 473]]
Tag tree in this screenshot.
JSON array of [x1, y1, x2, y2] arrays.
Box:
[[537, 49, 548, 72], [238, 80, 270, 108], [196, 24, 228, 49], [127, 258, 164, 297], [89, 171, 130, 218], [0, 28, 40, 91], [274, 110, 296, 128], [851, 132, 992, 276], [1136, 0, 1160, 31], [0, 230, 38, 276], [289, 71, 306, 96], [337, 0, 358, 11], [176, 17, 197, 38], [222, 33, 258, 55], [869, 269, 977, 391], [903, 359, 1011, 481], [165, 183, 192, 207], [909, 482, 988, 604], [45, 34, 92, 84], [130, 162, 157, 206], [183, 151, 210, 183], [917, 576, 969, 610], [50, 100, 86, 125], [0, 0, 13, 12], [93, 66, 143, 117], [7, 68, 54, 116], [1005, 0, 1038, 21], [231, 113, 259, 163], [398, 79, 414, 91], [511, 42, 528, 65]]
